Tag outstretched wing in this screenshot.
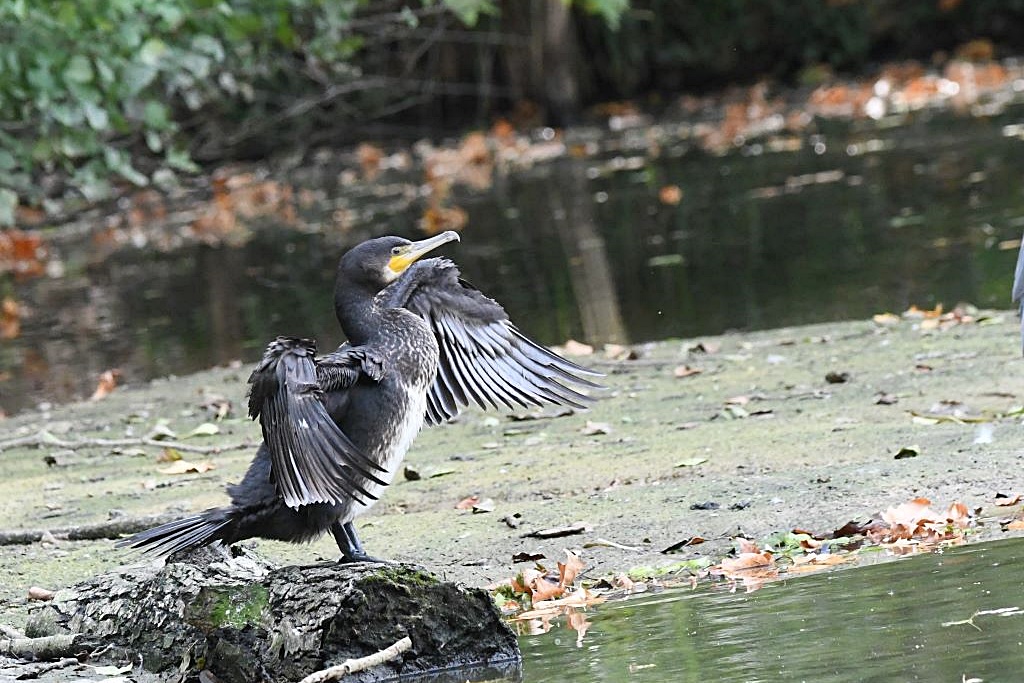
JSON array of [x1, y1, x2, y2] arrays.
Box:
[[247, 337, 386, 509], [383, 258, 603, 425], [1013, 235, 1024, 354]]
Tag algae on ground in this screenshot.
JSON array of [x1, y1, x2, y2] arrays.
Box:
[[1, 314, 1023, 622]]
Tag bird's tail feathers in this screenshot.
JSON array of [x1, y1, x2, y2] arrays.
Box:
[[117, 509, 232, 558]]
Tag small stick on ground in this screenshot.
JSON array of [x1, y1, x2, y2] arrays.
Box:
[[298, 636, 412, 683], [0, 431, 255, 455], [13, 657, 81, 677], [0, 513, 185, 546]]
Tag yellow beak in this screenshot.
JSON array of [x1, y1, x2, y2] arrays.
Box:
[[387, 230, 461, 274]]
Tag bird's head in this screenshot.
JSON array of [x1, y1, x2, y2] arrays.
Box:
[[338, 231, 461, 290]]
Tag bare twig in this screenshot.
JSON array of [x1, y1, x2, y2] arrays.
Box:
[[298, 636, 412, 683], [0, 512, 185, 546], [0, 431, 254, 455], [10, 656, 81, 677]]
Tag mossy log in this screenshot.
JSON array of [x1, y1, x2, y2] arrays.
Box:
[[34, 547, 520, 682]]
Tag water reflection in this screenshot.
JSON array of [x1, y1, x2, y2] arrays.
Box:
[[2, 106, 1024, 415], [520, 538, 1024, 682]]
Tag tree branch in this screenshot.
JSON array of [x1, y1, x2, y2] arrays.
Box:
[[0, 513, 187, 546], [299, 636, 412, 683]]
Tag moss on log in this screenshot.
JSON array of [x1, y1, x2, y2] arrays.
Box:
[[35, 547, 520, 682]]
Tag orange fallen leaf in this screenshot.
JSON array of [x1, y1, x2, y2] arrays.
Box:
[[90, 369, 121, 401], [558, 550, 585, 588], [455, 494, 480, 510], [1006, 519, 1024, 530]]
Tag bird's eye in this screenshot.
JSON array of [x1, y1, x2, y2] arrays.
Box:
[[391, 246, 402, 255]]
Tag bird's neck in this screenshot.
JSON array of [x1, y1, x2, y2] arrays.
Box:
[[334, 282, 380, 344]]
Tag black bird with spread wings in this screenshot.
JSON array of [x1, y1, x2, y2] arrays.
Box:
[[119, 231, 601, 562]]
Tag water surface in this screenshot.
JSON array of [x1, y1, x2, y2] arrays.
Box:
[[518, 537, 1024, 682], [3, 105, 1024, 414]]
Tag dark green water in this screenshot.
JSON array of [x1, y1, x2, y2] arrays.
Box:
[[2, 105, 1024, 414], [517, 537, 1024, 682]]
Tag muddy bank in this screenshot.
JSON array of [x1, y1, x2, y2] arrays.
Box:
[[1, 312, 1022, 628]]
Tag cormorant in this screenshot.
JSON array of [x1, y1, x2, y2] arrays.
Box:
[[119, 231, 601, 562]]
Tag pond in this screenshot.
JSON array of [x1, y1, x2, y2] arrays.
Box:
[[514, 536, 1024, 682], [2, 104, 1024, 415]]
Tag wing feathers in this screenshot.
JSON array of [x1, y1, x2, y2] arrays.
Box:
[[386, 258, 604, 425], [248, 337, 385, 509]]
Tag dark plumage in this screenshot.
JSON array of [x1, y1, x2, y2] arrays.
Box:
[[119, 231, 601, 562]]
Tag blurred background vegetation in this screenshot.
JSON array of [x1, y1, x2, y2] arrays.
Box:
[[2, 0, 1024, 223]]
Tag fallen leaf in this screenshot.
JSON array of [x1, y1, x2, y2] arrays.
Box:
[[90, 664, 133, 676], [994, 493, 1022, 506], [875, 392, 898, 405], [90, 369, 121, 401], [873, 312, 900, 325], [893, 445, 920, 459], [1006, 519, 1024, 530], [580, 421, 611, 436], [157, 460, 216, 475], [661, 536, 706, 554], [472, 497, 496, 514], [512, 551, 545, 563], [455, 495, 480, 510], [157, 447, 183, 463], [674, 457, 708, 468], [529, 576, 564, 601], [183, 422, 219, 438], [525, 521, 589, 539], [558, 550, 585, 587], [673, 365, 702, 378], [825, 371, 850, 384]]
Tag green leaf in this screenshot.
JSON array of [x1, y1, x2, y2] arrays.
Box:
[[139, 38, 167, 67], [0, 189, 17, 227], [143, 100, 170, 129], [82, 101, 109, 131], [63, 55, 94, 84], [0, 150, 16, 171], [145, 130, 164, 153], [441, 0, 496, 25]]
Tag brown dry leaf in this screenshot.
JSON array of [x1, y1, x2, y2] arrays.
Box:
[[995, 493, 1022, 506], [673, 365, 702, 378], [603, 343, 637, 360], [658, 185, 683, 205], [788, 553, 850, 573], [455, 494, 480, 510], [613, 573, 635, 591], [1006, 519, 1024, 530], [157, 460, 216, 475], [1, 296, 20, 339], [530, 577, 565, 602], [558, 550, 585, 588], [90, 369, 121, 401]]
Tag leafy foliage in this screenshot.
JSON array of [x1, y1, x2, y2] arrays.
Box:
[[0, 0, 518, 222]]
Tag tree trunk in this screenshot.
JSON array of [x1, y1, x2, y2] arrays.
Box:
[[32, 546, 520, 683]]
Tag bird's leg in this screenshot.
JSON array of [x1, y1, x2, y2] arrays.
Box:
[[330, 521, 388, 563]]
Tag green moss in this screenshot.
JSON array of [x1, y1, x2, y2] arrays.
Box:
[[187, 584, 269, 631]]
